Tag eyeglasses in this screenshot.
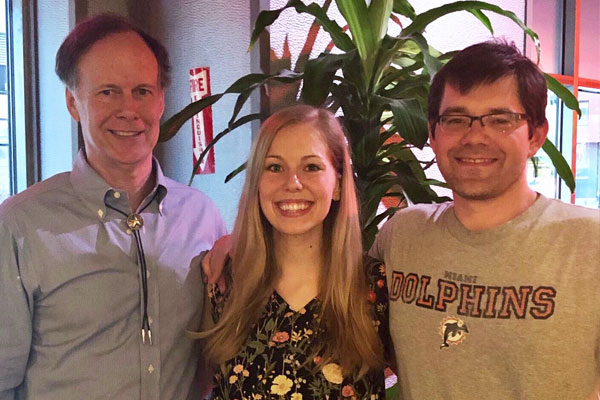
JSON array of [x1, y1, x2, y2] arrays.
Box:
[[436, 112, 530, 135]]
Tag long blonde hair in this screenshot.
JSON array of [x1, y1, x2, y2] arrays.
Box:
[[206, 104, 383, 377]]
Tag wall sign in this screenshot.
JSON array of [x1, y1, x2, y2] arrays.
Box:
[[189, 67, 215, 174]]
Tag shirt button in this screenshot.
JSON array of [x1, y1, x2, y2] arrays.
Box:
[[126, 229, 132, 235], [148, 317, 153, 325], [97, 209, 104, 218], [148, 364, 155, 374], [113, 191, 121, 199]]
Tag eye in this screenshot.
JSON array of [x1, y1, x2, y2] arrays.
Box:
[[441, 116, 469, 126], [305, 163, 322, 172], [487, 114, 513, 126], [135, 87, 152, 97], [266, 163, 282, 173], [99, 89, 113, 96]]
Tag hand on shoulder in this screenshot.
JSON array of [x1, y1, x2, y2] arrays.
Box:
[[201, 234, 232, 293]]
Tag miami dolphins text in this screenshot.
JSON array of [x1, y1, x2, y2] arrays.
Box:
[[390, 271, 556, 319]]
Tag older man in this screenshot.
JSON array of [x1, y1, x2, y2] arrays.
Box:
[[370, 41, 600, 399], [0, 14, 225, 400]]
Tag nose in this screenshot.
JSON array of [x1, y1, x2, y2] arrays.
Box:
[[284, 171, 302, 191], [460, 118, 489, 145], [116, 94, 140, 119]]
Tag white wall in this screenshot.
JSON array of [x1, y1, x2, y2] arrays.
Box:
[[145, 1, 256, 230]]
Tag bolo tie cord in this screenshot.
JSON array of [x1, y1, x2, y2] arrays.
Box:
[[105, 191, 158, 346]]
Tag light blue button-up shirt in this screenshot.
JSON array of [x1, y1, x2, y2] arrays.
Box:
[[0, 151, 226, 400]]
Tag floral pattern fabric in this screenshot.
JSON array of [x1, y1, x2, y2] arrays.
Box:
[[208, 257, 390, 399]]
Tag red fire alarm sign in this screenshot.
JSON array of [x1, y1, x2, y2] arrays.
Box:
[[190, 67, 215, 174]]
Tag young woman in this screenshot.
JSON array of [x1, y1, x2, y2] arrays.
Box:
[[202, 105, 390, 399]]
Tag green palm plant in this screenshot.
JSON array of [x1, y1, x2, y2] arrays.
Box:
[[159, 0, 580, 250]]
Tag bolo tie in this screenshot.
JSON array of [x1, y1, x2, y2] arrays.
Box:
[[105, 191, 158, 346]]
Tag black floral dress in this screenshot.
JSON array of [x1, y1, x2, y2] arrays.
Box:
[[207, 257, 390, 399]]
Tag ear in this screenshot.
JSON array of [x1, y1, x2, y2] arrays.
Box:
[[65, 87, 81, 122], [527, 120, 549, 158], [332, 175, 341, 201], [157, 87, 165, 118], [428, 122, 438, 153]]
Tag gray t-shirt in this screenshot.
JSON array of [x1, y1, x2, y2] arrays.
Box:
[[370, 195, 600, 399]]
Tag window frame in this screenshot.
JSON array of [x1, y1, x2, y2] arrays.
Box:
[[5, 0, 39, 196], [526, 0, 600, 206]]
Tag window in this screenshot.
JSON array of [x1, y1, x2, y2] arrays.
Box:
[[526, 0, 600, 209], [0, 0, 31, 204], [0, 4, 10, 201]]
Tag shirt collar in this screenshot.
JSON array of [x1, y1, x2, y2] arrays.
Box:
[[70, 150, 168, 220]]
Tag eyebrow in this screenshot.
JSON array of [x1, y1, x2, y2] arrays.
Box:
[[265, 154, 323, 161], [94, 83, 158, 90], [441, 106, 516, 115], [94, 84, 120, 90]]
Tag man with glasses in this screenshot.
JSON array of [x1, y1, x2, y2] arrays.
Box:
[[370, 41, 600, 398]]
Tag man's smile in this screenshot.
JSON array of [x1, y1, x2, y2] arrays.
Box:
[[109, 129, 144, 137], [455, 157, 497, 165]]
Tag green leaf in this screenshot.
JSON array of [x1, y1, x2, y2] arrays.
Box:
[[545, 73, 581, 117], [541, 138, 575, 193], [393, 0, 416, 20], [250, 0, 353, 52], [408, 34, 442, 76], [467, 9, 492, 32], [336, 0, 375, 80], [159, 94, 224, 142], [248, 7, 285, 50], [160, 71, 301, 143], [364, 206, 399, 238], [264, 318, 276, 331], [229, 88, 254, 128], [392, 160, 439, 203], [337, 0, 393, 84], [247, 341, 265, 353], [369, 0, 395, 43], [302, 52, 348, 106], [188, 114, 262, 185], [225, 162, 248, 183], [374, 95, 428, 148]]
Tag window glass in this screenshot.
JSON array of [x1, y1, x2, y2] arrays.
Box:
[[574, 88, 600, 208], [528, 91, 560, 198], [0, 1, 9, 202], [579, 0, 600, 80], [525, 1, 562, 74]]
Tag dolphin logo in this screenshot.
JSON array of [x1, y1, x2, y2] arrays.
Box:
[[439, 317, 469, 349]]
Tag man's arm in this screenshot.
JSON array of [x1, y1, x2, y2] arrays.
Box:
[[0, 219, 33, 400]]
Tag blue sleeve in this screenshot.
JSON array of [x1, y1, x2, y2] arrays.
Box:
[[0, 217, 33, 399]]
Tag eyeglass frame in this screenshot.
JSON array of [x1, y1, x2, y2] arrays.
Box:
[[433, 112, 530, 135]]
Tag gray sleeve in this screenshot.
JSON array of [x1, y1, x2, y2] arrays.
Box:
[[368, 214, 395, 261], [0, 218, 32, 399]]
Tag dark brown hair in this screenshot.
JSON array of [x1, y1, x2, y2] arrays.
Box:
[[428, 40, 547, 137], [55, 13, 170, 89]]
